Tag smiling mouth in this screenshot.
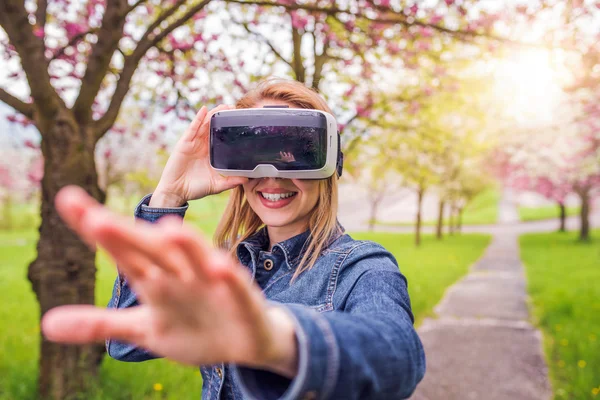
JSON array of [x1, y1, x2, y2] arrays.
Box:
[[258, 191, 298, 202]]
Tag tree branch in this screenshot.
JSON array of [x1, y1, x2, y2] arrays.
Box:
[[228, 0, 555, 50], [128, 0, 148, 13], [137, 0, 187, 50], [136, 0, 211, 56], [0, 0, 61, 118], [0, 87, 34, 119], [72, 0, 129, 124], [291, 25, 306, 83], [50, 28, 99, 62], [94, 0, 212, 137], [239, 21, 292, 68], [311, 30, 330, 90], [36, 0, 48, 30]]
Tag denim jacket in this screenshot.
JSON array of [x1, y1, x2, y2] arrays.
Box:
[[107, 194, 426, 400]]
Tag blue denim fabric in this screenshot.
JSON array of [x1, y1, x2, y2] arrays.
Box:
[[107, 194, 426, 400]]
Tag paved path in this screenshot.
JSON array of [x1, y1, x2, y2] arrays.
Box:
[[409, 190, 552, 400]]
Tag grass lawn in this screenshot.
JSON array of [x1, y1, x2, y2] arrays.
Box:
[[520, 230, 600, 400], [0, 194, 491, 399], [376, 187, 500, 227], [518, 205, 580, 222]]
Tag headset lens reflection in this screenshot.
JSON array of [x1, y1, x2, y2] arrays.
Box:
[[211, 125, 327, 171]]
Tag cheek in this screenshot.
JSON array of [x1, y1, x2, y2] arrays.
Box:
[[296, 181, 320, 208]]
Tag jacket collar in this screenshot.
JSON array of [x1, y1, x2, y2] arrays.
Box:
[[238, 222, 345, 270]]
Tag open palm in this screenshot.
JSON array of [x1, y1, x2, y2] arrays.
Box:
[[42, 187, 295, 371]]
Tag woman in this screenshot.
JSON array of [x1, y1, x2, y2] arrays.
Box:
[[43, 79, 426, 400]]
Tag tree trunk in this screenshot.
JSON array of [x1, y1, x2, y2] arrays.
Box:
[[436, 199, 445, 240], [27, 109, 106, 399], [457, 207, 464, 233], [2, 194, 12, 229], [415, 187, 424, 247], [448, 205, 455, 235], [558, 201, 566, 232], [578, 188, 590, 241], [368, 198, 381, 232]]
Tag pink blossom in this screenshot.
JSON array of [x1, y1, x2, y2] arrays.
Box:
[[516, 5, 528, 14], [419, 27, 433, 38], [416, 41, 431, 51], [27, 157, 44, 184], [429, 14, 443, 25], [291, 12, 308, 30], [408, 101, 421, 114], [24, 139, 38, 149], [388, 43, 401, 55], [64, 22, 86, 39], [33, 26, 44, 38], [344, 85, 357, 98]]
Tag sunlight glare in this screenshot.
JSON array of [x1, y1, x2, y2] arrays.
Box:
[[493, 49, 567, 127]]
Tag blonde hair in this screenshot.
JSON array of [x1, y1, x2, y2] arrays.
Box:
[[214, 78, 342, 281]]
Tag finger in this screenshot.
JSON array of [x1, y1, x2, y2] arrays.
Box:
[[179, 106, 207, 143], [90, 213, 195, 280], [42, 305, 148, 345], [195, 104, 233, 141], [222, 264, 265, 321], [82, 208, 160, 280], [165, 221, 226, 280], [55, 185, 105, 250], [213, 176, 249, 193]]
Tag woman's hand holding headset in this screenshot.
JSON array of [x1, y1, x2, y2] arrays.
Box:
[[42, 186, 299, 377], [150, 105, 248, 208]]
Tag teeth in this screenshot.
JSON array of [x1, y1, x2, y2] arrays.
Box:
[[260, 192, 296, 202]]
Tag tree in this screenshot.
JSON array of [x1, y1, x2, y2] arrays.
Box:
[[344, 136, 406, 231], [0, 1, 234, 397], [446, 165, 490, 234], [509, 0, 600, 240]]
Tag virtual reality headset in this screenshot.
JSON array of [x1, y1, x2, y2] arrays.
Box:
[[209, 106, 343, 179]]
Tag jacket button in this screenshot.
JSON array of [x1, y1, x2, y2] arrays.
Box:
[[263, 259, 274, 271], [216, 367, 223, 378]]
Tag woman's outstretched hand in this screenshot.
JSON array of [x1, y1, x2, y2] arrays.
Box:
[[150, 105, 248, 207], [42, 186, 298, 377]]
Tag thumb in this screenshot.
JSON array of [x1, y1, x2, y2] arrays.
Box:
[[214, 176, 249, 193]]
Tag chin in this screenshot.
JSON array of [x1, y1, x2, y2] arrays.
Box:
[[257, 212, 297, 228]]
